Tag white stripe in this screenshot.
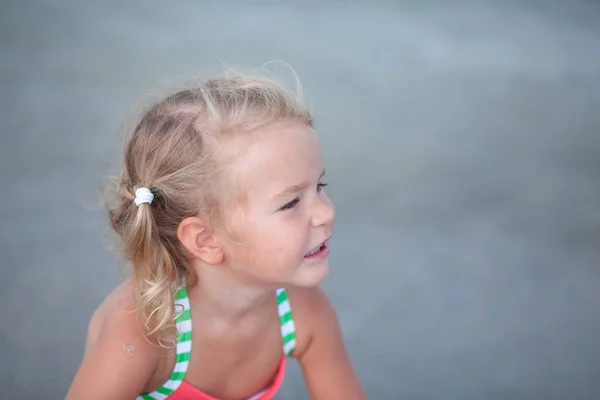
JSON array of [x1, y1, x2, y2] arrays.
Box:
[[283, 338, 297, 355], [277, 300, 291, 316], [177, 318, 192, 333], [164, 379, 183, 390], [177, 340, 192, 354], [141, 378, 184, 399], [148, 393, 168, 400], [175, 297, 190, 311], [280, 320, 295, 337], [276, 288, 285, 295], [173, 361, 189, 373], [248, 388, 269, 400]]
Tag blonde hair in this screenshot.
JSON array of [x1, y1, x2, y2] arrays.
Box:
[[108, 72, 313, 346]]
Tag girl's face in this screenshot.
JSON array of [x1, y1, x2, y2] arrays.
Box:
[[221, 122, 336, 288]]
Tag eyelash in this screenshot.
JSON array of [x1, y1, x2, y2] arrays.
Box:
[[279, 182, 328, 211], [280, 198, 300, 211]]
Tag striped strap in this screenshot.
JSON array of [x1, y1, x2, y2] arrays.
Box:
[[276, 288, 297, 356], [137, 286, 192, 400]]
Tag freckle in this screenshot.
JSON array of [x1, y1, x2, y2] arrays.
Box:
[[123, 343, 135, 356]]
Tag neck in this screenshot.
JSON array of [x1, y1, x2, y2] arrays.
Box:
[[186, 260, 277, 321]]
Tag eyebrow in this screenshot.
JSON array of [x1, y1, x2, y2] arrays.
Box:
[[273, 169, 326, 200]]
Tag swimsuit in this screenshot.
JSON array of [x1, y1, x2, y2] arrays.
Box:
[[137, 287, 296, 400]]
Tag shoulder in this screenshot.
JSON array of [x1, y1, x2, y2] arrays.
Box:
[[87, 278, 155, 353], [67, 279, 163, 400], [284, 286, 337, 358], [284, 286, 367, 399]]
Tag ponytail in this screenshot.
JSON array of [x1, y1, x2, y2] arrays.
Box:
[[131, 197, 179, 346], [110, 187, 181, 347]]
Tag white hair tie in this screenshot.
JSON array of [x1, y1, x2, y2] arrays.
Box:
[[134, 187, 154, 207]]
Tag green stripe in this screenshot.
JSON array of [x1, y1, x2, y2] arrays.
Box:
[[283, 331, 296, 344], [178, 330, 192, 342], [176, 351, 191, 363], [169, 371, 186, 381], [175, 287, 188, 300], [176, 309, 191, 323], [156, 386, 174, 396], [279, 311, 293, 325], [141, 395, 156, 400], [277, 291, 287, 303]]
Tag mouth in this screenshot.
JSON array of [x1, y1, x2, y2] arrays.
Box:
[[304, 238, 331, 259]]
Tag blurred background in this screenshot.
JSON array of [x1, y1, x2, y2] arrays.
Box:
[[1, 0, 600, 399]]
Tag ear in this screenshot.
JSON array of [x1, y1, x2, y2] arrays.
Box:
[[177, 217, 224, 266]]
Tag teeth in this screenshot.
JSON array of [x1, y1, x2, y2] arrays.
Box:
[[306, 243, 323, 256]]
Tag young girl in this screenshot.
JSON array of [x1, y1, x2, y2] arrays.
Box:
[[66, 72, 367, 400]]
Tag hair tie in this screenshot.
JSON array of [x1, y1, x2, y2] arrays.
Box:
[[134, 187, 154, 207]]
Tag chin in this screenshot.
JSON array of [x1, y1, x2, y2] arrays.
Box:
[[293, 260, 329, 287]]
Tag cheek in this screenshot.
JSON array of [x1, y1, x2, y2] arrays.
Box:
[[227, 207, 309, 265], [255, 223, 290, 252], [256, 216, 307, 257], [228, 215, 280, 257], [275, 215, 309, 251]]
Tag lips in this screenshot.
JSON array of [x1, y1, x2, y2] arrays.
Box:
[[304, 238, 331, 258], [305, 242, 326, 257]]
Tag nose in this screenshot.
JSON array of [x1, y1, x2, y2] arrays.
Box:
[[311, 194, 336, 229]]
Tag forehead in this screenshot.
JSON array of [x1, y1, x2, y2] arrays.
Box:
[[227, 123, 323, 203]]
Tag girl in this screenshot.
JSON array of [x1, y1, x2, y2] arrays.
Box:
[[66, 72, 367, 400]]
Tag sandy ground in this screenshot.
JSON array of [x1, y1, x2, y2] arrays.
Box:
[[1, 1, 600, 398]]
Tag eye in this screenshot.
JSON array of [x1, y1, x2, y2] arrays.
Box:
[[317, 182, 328, 192], [279, 197, 300, 211]]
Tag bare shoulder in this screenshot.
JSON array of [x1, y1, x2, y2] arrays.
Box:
[[67, 278, 162, 400], [284, 286, 336, 357], [285, 286, 367, 400], [84, 279, 148, 352], [85, 280, 130, 352]]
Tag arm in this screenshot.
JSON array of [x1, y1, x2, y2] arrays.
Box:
[[66, 295, 160, 399], [294, 288, 368, 400]]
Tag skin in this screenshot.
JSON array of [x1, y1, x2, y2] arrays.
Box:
[[66, 122, 367, 400]]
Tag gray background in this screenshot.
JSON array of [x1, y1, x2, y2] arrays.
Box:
[[1, 0, 600, 399]]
